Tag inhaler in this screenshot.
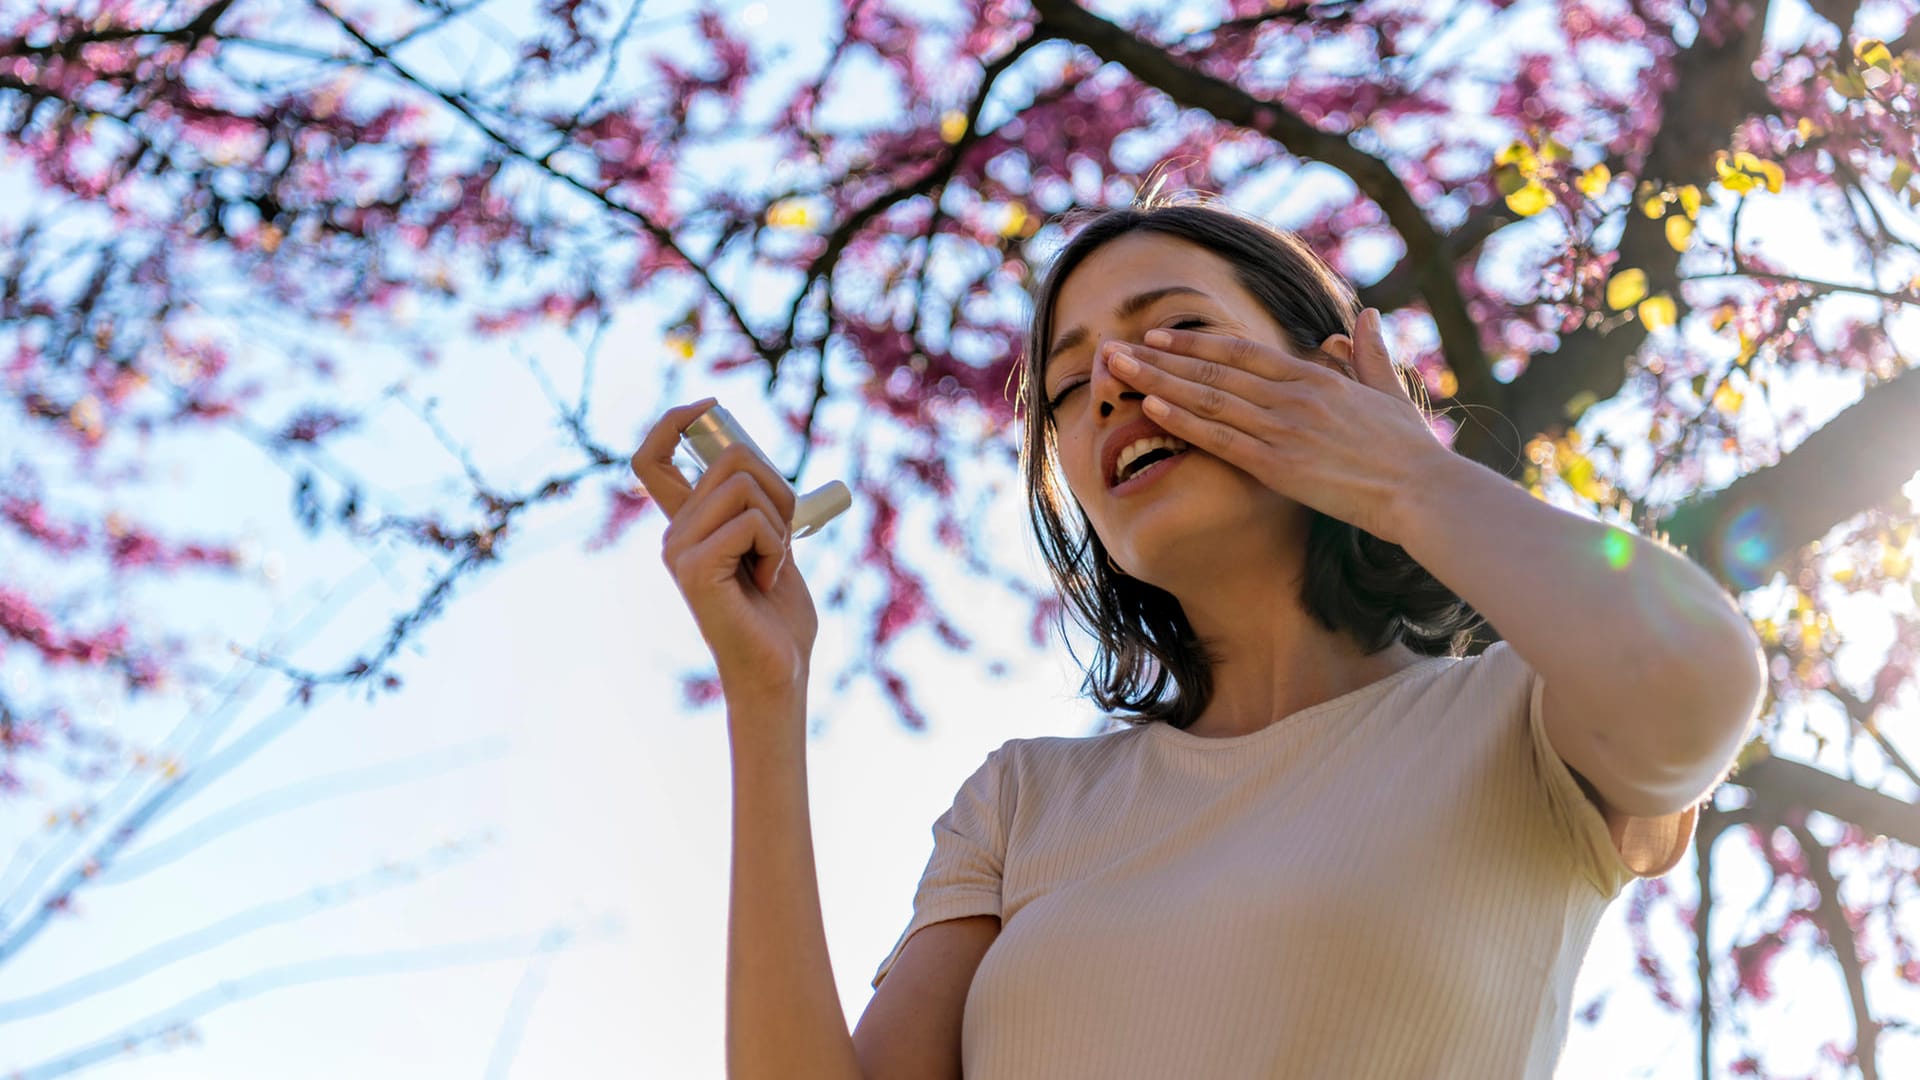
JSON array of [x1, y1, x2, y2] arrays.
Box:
[[678, 402, 852, 539]]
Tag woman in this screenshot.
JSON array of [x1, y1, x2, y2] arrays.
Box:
[[634, 196, 1765, 1079]]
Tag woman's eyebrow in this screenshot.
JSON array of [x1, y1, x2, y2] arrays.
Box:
[[1046, 285, 1212, 371]]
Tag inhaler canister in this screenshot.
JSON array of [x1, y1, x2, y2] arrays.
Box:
[[679, 403, 852, 539]]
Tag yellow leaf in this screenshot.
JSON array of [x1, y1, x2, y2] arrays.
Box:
[[1606, 267, 1648, 310], [1638, 293, 1677, 331], [1665, 215, 1694, 252], [1894, 161, 1914, 193], [1563, 389, 1599, 421], [998, 201, 1029, 238], [1736, 330, 1756, 365], [1856, 38, 1893, 70], [1830, 67, 1868, 98], [766, 198, 816, 229], [1715, 151, 1759, 193], [1495, 139, 1535, 169], [1505, 181, 1554, 216], [1540, 137, 1571, 164], [1798, 117, 1815, 141], [1576, 163, 1611, 197], [1734, 734, 1772, 771], [1718, 150, 1783, 194], [1712, 381, 1744, 415], [1495, 161, 1528, 196], [1678, 183, 1702, 219], [1641, 193, 1668, 218], [940, 110, 968, 144], [1885, 547, 1914, 580], [1561, 451, 1608, 503]]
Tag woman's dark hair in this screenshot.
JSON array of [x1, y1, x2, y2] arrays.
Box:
[[1016, 193, 1485, 730]]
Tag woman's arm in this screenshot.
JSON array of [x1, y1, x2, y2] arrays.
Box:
[[1392, 455, 1765, 818], [725, 690, 863, 1080]]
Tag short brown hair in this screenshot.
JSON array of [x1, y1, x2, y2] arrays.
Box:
[[1016, 195, 1484, 730]]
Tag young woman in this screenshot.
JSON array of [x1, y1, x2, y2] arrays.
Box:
[[634, 197, 1765, 1079]]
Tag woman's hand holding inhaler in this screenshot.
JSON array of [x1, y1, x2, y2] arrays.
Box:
[[632, 397, 849, 712]]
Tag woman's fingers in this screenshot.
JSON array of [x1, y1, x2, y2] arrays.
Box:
[[632, 400, 798, 529], [663, 470, 788, 589], [631, 397, 719, 520], [680, 504, 787, 595]]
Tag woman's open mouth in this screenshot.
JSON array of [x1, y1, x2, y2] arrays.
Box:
[[1111, 447, 1190, 496]]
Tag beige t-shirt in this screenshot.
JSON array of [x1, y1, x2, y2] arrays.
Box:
[[871, 640, 1699, 1078]]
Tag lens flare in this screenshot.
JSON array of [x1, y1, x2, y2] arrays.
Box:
[[1721, 504, 1778, 590], [1602, 526, 1634, 570]]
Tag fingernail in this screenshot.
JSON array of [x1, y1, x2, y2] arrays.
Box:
[[1143, 329, 1172, 348], [1111, 351, 1140, 375]]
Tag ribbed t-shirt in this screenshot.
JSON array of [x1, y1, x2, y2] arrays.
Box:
[[870, 640, 1700, 1078]]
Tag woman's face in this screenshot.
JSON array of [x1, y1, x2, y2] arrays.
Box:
[[1040, 230, 1317, 589]]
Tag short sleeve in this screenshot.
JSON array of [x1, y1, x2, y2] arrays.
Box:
[[1489, 641, 1700, 898], [871, 743, 1013, 989]]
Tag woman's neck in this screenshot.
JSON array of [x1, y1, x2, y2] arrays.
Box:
[[1180, 608, 1424, 739]]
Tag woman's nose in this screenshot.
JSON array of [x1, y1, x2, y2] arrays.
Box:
[[1090, 340, 1146, 413]]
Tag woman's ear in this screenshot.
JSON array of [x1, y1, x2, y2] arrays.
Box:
[[1315, 333, 1357, 379]]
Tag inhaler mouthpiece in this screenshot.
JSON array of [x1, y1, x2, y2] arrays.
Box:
[[680, 403, 852, 539]]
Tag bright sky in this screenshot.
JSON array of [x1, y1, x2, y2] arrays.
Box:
[[4, 0, 1920, 1077]]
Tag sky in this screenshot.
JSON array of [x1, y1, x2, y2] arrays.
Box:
[[4, 0, 1920, 1077]]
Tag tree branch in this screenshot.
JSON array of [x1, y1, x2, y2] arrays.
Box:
[[1454, 0, 1777, 474], [1785, 819, 1880, 1078], [1657, 363, 1920, 590], [309, 0, 775, 363], [1733, 753, 1920, 848], [1028, 0, 1492, 408]]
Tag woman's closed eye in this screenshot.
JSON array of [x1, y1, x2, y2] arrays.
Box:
[[1047, 318, 1211, 411]]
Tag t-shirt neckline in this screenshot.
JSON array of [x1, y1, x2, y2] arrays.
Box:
[[1144, 653, 1456, 750]]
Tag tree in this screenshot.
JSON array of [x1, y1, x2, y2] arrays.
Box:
[[3, 0, 1918, 1074]]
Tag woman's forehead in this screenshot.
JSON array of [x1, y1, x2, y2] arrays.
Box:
[[1052, 237, 1247, 329]]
